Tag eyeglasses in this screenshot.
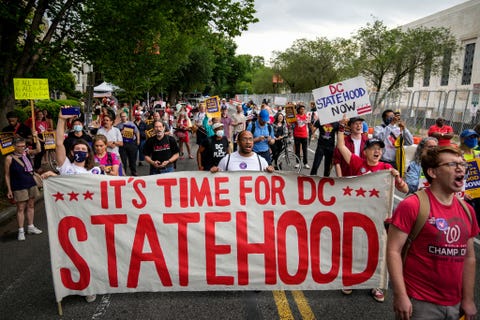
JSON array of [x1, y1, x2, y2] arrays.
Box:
[[437, 162, 468, 169], [15, 145, 26, 148]]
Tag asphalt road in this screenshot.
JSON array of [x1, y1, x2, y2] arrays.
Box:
[[1, 136, 479, 320]]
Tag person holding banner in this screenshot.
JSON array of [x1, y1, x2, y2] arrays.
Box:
[[41, 108, 101, 303], [337, 118, 408, 302], [211, 130, 274, 172], [143, 120, 180, 174], [373, 109, 413, 169], [387, 146, 479, 320], [5, 133, 42, 241]]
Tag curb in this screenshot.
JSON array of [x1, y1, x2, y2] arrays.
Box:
[[0, 194, 44, 225]]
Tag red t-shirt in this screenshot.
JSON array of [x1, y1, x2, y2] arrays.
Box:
[[294, 114, 308, 138], [392, 188, 479, 305], [428, 124, 453, 146], [349, 153, 392, 175]]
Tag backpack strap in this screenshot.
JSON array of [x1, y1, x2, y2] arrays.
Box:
[[401, 189, 430, 263], [457, 197, 472, 224], [107, 152, 113, 165], [225, 154, 231, 172], [257, 153, 262, 170], [250, 122, 256, 135]]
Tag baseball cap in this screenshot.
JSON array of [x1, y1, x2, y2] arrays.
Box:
[[460, 129, 479, 138], [348, 117, 365, 126], [364, 138, 385, 150], [212, 123, 224, 130], [259, 109, 270, 122]]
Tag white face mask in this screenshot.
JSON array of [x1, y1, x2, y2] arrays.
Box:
[[215, 130, 224, 137], [73, 125, 83, 132]]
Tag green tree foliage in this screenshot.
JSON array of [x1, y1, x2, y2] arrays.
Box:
[[352, 20, 458, 109], [252, 67, 275, 94], [271, 38, 344, 93]]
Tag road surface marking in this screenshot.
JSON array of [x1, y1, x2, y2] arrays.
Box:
[[292, 290, 316, 320], [273, 290, 294, 320]]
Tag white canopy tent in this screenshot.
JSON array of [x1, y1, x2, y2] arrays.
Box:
[[93, 82, 119, 97]]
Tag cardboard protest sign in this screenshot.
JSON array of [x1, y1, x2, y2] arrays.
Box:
[[312, 76, 371, 124], [0, 132, 15, 155], [44, 171, 394, 302], [13, 78, 50, 100], [121, 124, 136, 143], [205, 96, 221, 118], [465, 159, 480, 198], [43, 131, 56, 150], [284, 103, 297, 124]]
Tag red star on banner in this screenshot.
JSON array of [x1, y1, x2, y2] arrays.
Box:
[[355, 187, 366, 197], [343, 186, 353, 196], [83, 190, 94, 200], [53, 192, 64, 202], [369, 189, 380, 198], [68, 192, 79, 201]]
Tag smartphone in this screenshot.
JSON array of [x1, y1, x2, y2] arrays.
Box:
[[61, 106, 81, 116]]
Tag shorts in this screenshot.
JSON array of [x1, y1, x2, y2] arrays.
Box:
[[13, 186, 40, 202]]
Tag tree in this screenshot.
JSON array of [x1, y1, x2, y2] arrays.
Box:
[[352, 20, 457, 109], [0, 0, 87, 126], [271, 38, 343, 93]]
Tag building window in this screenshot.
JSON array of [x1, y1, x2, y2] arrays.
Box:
[[407, 68, 415, 87], [462, 43, 475, 85], [423, 59, 431, 87], [440, 49, 451, 86]]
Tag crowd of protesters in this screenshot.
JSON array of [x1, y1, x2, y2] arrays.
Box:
[[2, 96, 479, 318]]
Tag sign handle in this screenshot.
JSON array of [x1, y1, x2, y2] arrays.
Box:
[[30, 100, 36, 143], [57, 301, 63, 316]]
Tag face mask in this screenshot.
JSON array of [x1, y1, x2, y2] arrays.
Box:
[[73, 151, 88, 162], [464, 138, 478, 148], [384, 117, 394, 125], [216, 130, 224, 137], [311, 107, 317, 112], [73, 125, 83, 132]]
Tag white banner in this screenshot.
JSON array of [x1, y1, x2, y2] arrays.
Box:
[[312, 76, 372, 124], [44, 171, 394, 302]]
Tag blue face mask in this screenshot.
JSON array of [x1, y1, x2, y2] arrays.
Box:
[[73, 151, 88, 163], [464, 138, 478, 148], [384, 117, 394, 125]]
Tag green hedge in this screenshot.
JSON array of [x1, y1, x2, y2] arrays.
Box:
[[17, 99, 80, 123]]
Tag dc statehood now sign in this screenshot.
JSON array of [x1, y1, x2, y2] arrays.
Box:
[[312, 76, 372, 125], [44, 171, 393, 302]]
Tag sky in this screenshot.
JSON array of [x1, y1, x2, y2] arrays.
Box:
[[234, 0, 469, 63]]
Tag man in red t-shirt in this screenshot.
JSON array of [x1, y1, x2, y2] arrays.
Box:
[[427, 117, 454, 146], [336, 118, 408, 302], [387, 146, 479, 320]]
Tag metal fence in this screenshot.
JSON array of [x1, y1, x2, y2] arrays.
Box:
[[240, 89, 479, 138]]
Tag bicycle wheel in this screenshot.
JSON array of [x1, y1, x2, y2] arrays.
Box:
[[46, 150, 57, 171], [277, 150, 302, 173]]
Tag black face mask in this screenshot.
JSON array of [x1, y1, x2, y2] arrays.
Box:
[[311, 108, 317, 112]]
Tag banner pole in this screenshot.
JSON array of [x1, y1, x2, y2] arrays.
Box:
[[57, 301, 63, 316]]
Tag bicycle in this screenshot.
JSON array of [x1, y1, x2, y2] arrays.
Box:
[[274, 137, 302, 173]]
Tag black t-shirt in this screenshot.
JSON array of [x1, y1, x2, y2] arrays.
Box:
[[64, 131, 93, 153], [201, 136, 229, 170], [2, 123, 32, 140], [314, 120, 339, 147], [143, 134, 180, 165]]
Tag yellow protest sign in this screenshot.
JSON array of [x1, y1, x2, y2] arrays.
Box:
[[13, 78, 50, 100], [205, 96, 221, 119]]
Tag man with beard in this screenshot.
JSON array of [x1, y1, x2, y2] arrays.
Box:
[[210, 130, 274, 172], [387, 146, 479, 320], [143, 121, 179, 174]]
